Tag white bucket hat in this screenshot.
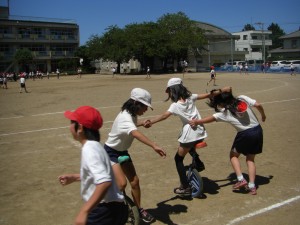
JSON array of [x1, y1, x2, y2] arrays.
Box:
[[130, 88, 153, 109], [166, 78, 182, 92]]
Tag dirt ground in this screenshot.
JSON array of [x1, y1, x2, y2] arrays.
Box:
[[0, 71, 300, 225]]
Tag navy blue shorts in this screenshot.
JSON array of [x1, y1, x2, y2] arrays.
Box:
[[87, 201, 128, 225], [231, 125, 263, 156], [104, 144, 132, 164]]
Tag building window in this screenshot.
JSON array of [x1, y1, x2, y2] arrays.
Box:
[[252, 36, 258, 40], [243, 35, 247, 40], [292, 40, 297, 48]]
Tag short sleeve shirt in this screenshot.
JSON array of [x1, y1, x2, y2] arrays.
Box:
[[105, 110, 137, 151], [80, 140, 124, 203], [168, 94, 207, 143], [213, 95, 259, 132]]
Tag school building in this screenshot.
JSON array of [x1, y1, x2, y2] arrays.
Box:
[[0, 5, 79, 73]]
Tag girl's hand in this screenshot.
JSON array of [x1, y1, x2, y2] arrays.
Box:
[[189, 119, 197, 128], [143, 119, 152, 128]]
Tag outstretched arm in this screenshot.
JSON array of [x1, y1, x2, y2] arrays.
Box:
[[150, 111, 172, 125], [58, 174, 81, 186], [197, 86, 232, 100], [189, 116, 216, 128], [254, 102, 266, 122], [131, 129, 166, 158]]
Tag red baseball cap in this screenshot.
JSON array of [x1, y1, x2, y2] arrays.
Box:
[[64, 106, 103, 131]]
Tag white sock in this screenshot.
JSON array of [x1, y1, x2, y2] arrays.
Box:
[[248, 182, 255, 188], [237, 175, 244, 181]]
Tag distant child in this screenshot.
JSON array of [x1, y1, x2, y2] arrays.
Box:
[[58, 106, 128, 225], [207, 66, 217, 86], [189, 90, 266, 195], [290, 63, 295, 76], [104, 88, 166, 223], [146, 78, 230, 196], [2, 74, 8, 89], [19, 74, 28, 93], [146, 66, 151, 78], [56, 68, 60, 79]]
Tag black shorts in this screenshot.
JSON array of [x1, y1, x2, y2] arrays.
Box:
[[87, 201, 128, 225], [20, 83, 25, 88], [104, 144, 132, 164], [231, 125, 263, 156]]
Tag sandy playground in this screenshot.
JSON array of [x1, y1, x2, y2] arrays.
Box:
[[0, 71, 300, 225]]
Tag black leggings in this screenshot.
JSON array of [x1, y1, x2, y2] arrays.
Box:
[[174, 153, 189, 188], [174, 149, 202, 188]]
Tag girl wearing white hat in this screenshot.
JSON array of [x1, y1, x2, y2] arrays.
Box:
[[147, 78, 231, 196]]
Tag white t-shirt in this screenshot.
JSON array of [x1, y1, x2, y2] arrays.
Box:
[[213, 95, 259, 132], [105, 110, 137, 151], [20, 77, 25, 84], [80, 140, 124, 203], [168, 94, 207, 143]]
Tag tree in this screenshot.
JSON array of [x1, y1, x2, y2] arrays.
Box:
[[268, 23, 285, 49], [75, 45, 95, 73], [124, 22, 165, 70], [14, 48, 33, 65], [83, 12, 207, 73], [156, 12, 206, 71], [242, 24, 255, 31], [14, 48, 33, 72]]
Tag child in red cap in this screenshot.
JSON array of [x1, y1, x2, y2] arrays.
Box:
[[189, 90, 266, 195], [58, 106, 128, 225]]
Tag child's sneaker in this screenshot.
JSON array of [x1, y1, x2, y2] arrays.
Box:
[[232, 179, 248, 190], [139, 208, 155, 223], [247, 186, 257, 195], [174, 186, 192, 196]]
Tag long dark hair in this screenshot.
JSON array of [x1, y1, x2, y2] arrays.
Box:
[[72, 120, 100, 142], [207, 90, 241, 115], [122, 99, 145, 117], [165, 84, 192, 102]]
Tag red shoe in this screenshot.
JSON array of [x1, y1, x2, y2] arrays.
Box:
[[247, 186, 257, 195], [233, 179, 248, 190]]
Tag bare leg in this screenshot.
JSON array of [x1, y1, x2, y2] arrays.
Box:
[[230, 151, 242, 177], [122, 162, 141, 208], [246, 154, 256, 184]]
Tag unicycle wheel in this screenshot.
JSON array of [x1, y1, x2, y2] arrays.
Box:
[[187, 168, 203, 198], [124, 195, 140, 225]]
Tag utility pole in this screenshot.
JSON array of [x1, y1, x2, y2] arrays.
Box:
[[255, 22, 265, 64]]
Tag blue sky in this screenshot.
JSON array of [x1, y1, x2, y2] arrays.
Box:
[[3, 0, 300, 46]]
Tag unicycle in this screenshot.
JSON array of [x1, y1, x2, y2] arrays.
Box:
[[118, 156, 141, 225], [123, 191, 140, 225], [186, 141, 207, 198]]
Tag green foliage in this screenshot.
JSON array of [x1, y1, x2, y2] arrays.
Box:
[[58, 58, 77, 71], [268, 23, 285, 49], [84, 12, 207, 71], [74, 45, 94, 72], [242, 24, 255, 31], [14, 48, 33, 64]]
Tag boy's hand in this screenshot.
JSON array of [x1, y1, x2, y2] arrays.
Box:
[[58, 174, 79, 186]]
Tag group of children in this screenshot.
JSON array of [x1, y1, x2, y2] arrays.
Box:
[[58, 77, 266, 225]]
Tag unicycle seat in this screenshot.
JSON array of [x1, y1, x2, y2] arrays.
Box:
[[195, 141, 207, 149], [118, 155, 130, 164]]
